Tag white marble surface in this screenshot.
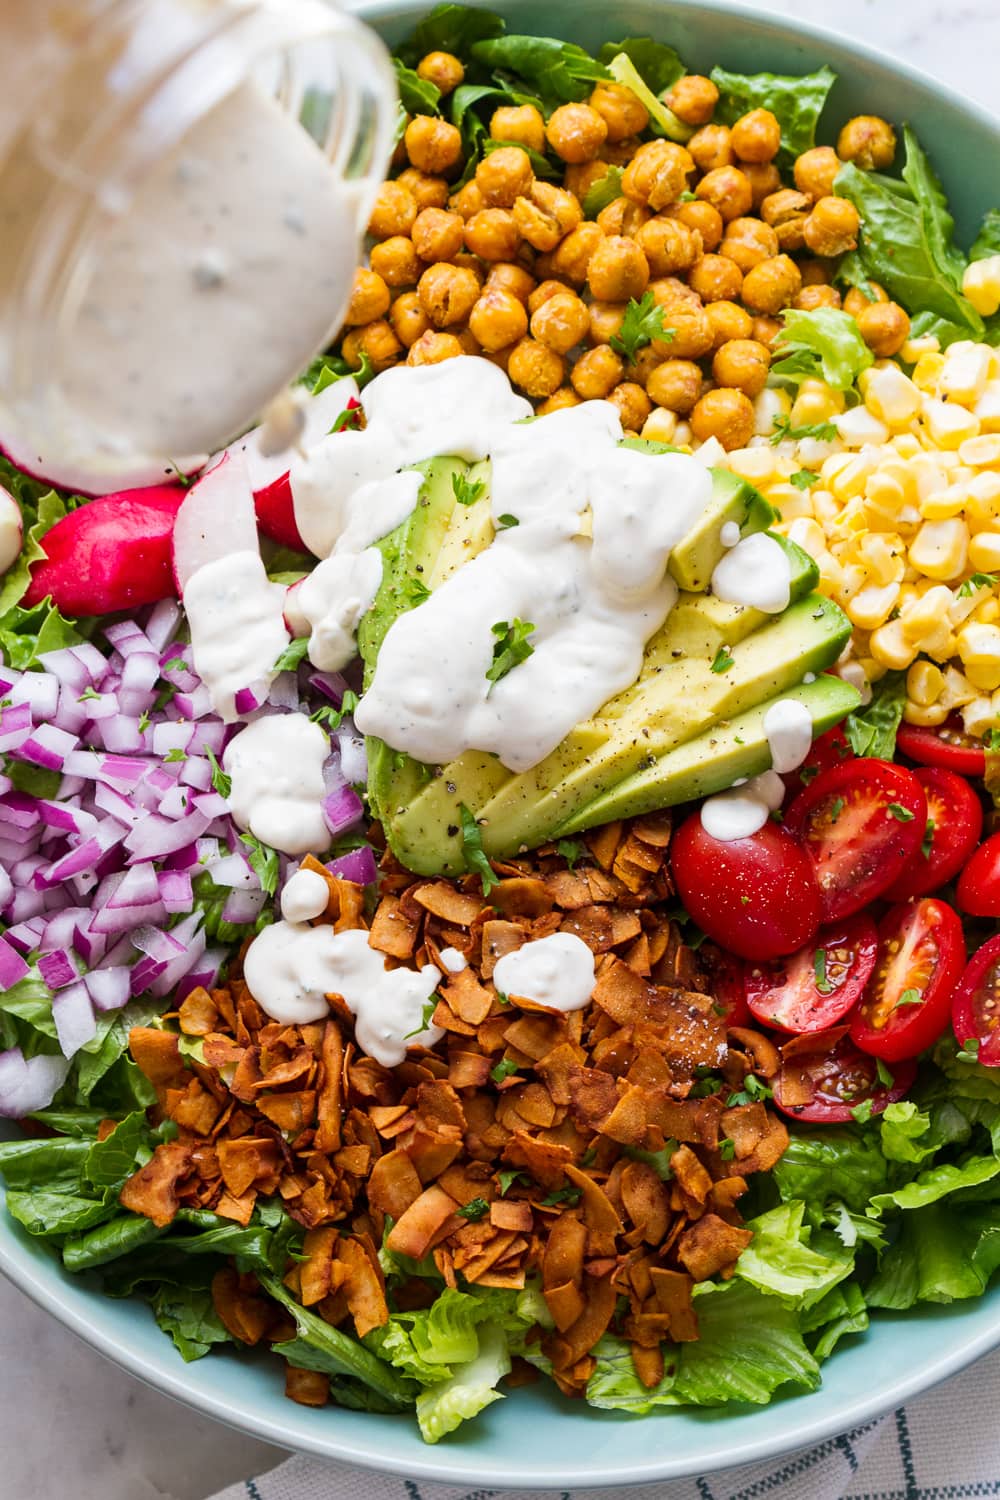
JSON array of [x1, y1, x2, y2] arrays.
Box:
[[3, 3, 998, 1498]]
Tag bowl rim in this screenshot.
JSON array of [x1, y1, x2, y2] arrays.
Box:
[[5, 0, 1000, 1485]]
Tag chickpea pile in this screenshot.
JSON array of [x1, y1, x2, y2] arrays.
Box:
[[340, 56, 908, 452]]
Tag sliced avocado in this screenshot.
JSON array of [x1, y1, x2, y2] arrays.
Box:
[[668, 467, 777, 594], [385, 591, 852, 872], [555, 674, 861, 834], [426, 460, 493, 588]]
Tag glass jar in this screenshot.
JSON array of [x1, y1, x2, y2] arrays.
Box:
[[0, 0, 396, 494]]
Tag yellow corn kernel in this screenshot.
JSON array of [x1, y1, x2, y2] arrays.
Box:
[[861, 364, 922, 427], [835, 659, 873, 705], [912, 352, 945, 392], [846, 582, 901, 631], [968, 532, 1000, 572], [908, 518, 969, 581], [957, 622, 1000, 690], [922, 399, 981, 449], [939, 342, 993, 406], [786, 517, 827, 555], [790, 379, 845, 427], [833, 454, 880, 503], [726, 446, 776, 485], [975, 597, 1000, 625], [832, 407, 891, 449], [765, 482, 813, 523], [752, 386, 791, 439], [903, 700, 951, 726], [962, 257, 1000, 317], [940, 664, 979, 708], [920, 483, 971, 521], [869, 619, 918, 671], [965, 472, 1000, 530], [862, 471, 906, 526], [673, 421, 692, 448], [641, 408, 678, 445], [962, 695, 999, 737], [856, 533, 904, 586], [860, 656, 887, 684], [960, 433, 1000, 469], [891, 433, 923, 460], [907, 659, 945, 706], [974, 381, 1000, 434], [900, 583, 958, 655]]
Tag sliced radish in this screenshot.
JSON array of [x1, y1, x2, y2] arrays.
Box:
[[171, 449, 258, 593], [23, 485, 185, 615], [0, 486, 22, 574], [284, 577, 310, 637]]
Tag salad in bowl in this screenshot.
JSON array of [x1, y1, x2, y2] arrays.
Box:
[[4, 0, 1000, 1451]]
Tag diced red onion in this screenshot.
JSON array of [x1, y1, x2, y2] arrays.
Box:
[[107, 862, 160, 909], [95, 934, 135, 970], [124, 808, 212, 861], [36, 835, 105, 886], [326, 845, 377, 886], [188, 722, 226, 755], [269, 671, 300, 711], [93, 780, 142, 826], [206, 852, 257, 889], [152, 721, 194, 756], [323, 783, 364, 837], [194, 791, 228, 819], [0, 865, 11, 911], [175, 944, 223, 1003], [97, 755, 148, 791], [221, 888, 266, 924], [11, 672, 59, 719], [0, 792, 41, 829], [0, 702, 33, 752], [179, 756, 212, 792], [0, 938, 30, 987], [84, 967, 131, 1012], [143, 598, 182, 651], [158, 870, 192, 912], [0, 1048, 71, 1118], [40, 908, 88, 953], [174, 685, 213, 719], [37, 800, 97, 836], [99, 715, 144, 753], [158, 784, 192, 820], [37, 948, 78, 990], [234, 683, 266, 715], [15, 722, 78, 770], [104, 620, 154, 657], [308, 671, 350, 705], [90, 896, 166, 935], [37, 647, 89, 692], [53, 982, 97, 1057]]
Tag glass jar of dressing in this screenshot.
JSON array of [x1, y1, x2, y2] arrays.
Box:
[[0, 0, 395, 494]]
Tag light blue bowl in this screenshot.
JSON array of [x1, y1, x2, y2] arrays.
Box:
[[4, 0, 1000, 1484]]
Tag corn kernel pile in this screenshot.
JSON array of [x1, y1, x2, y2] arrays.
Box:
[[709, 331, 1000, 740]]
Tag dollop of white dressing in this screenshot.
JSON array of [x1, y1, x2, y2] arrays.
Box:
[[700, 769, 786, 842], [286, 549, 383, 672], [183, 551, 289, 721], [356, 403, 713, 771], [244, 924, 444, 1065], [280, 868, 330, 923], [711, 532, 792, 614], [491, 932, 596, 1012], [223, 712, 330, 855], [439, 946, 468, 973], [763, 698, 815, 774], [720, 520, 741, 548]]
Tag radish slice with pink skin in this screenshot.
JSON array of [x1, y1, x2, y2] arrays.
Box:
[[171, 449, 258, 593], [0, 485, 22, 574]]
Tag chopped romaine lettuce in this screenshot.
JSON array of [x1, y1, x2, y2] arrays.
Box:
[[735, 1200, 855, 1308], [771, 307, 874, 390], [711, 64, 836, 164]]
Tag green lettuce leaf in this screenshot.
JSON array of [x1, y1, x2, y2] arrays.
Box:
[[802, 1282, 869, 1358], [0, 1136, 91, 1192], [393, 57, 441, 116], [771, 1126, 891, 1216], [598, 36, 685, 93], [603, 52, 690, 142], [771, 307, 874, 390], [415, 1323, 510, 1443], [867, 1201, 1000, 1309], [0, 970, 58, 1044], [400, 3, 506, 65], [151, 1285, 233, 1363], [83, 1110, 155, 1193], [971, 207, 1000, 262], [470, 35, 609, 106], [4, 1189, 114, 1238], [843, 669, 907, 759], [879, 1100, 942, 1164], [736, 1200, 855, 1308], [711, 65, 836, 164], [869, 1153, 1000, 1213]]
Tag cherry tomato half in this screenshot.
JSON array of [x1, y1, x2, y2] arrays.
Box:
[[896, 715, 986, 777], [772, 1027, 916, 1123], [699, 945, 750, 1026], [957, 831, 1000, 918], [784, 759, 927, 922], [781, 725, 855, 799], [745, 913, 878, 1034], [849, 898, 965, 1062], [671, 812, 821, 961], [883, 767, 984, 901], [952, 934, 1000, 1067]]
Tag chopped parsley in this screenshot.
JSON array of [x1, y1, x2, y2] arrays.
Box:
[[895, 987, 923, 1008], [540, 1185, 582, 1207], [497, 1169, 528, 1196], [887, 802, 915, 822], [163, 747, 186, 764], [921, 819, 936, 859], [875, 1058, 895, 1088], [486, 617, 536, 687], [496, 513, 519, 530], [138, 710, 151, 734], [813, 949, 834, 995], [959, 1037, 982, 1062], [272, 637, 310, 672], [711, 645, 735, 674], [556, 838, 584, 869], [206, 748, 232, 799], [457, 1197, 490, 1221], [610, 290, 675, 362], [330, 402, 363, 435], [404, 574, 432, 607], [239, 832, 280, 897], [490, 1057, 520, 1084], [850, 1098, 875, 1124], [162, 656, 186, 673], [719, 1138, 737, 1162], [77, 686, 101, 703], [452, 472, 487, 507], [310, 689, 360, 734], [958, 572, 999, 597], [790, 468, 819, 490], [495, 989, 510, 1006], [459, 803, 500, 897], [770, 415, 839, 446], [726, 1074, 772, 1107], [403, 996, 440, 1039], [829, 797, 845, 823]]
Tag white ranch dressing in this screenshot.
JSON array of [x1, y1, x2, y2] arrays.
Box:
[[183, 551, 289, 722], [763, 698, 815, 774], [711, 533, 792, 614], [492, 932, 596, 1012], [223, 712, 330, 856], [700, 770, 786, 842], [439, 947, 468, 973], [720, 521, 741, 548], [285, 549, 383, 672], [244, 923, 444, 1065], [280, 868, 330, 923]]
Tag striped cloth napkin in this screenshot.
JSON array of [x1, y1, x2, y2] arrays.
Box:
[[212, 1344, 1000, 1500]]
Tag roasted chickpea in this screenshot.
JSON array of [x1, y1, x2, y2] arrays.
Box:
[[837, 115, 897, 171], [345, 268, 391, 326], [649, 275, 701, 309], [742, 160, 783, 209], [794, 146, 842, 201], [720, 216, 779, 271], [688, 253, 743, 303], [752, 314, 782, 347], [621, 140, 694, 211], [646, 359, 703, 413], [537, 387, 581, 415], [843, 281, 888, 318], [411, 207, 464, 262], [449, 180, 485, 220], [705, 299, 753, 348], [369, 236, 424, 288], [731, 108, 781, 163], [368, 180, 418, 240], [407, 330, 463, 365], [484, 346, 513, 374], [512, 182, 582, 252], [598, 196, 651, 237], [628, 344, 668, 386], [530, 289, 591, 353], [588, 300, 627, 346], [695, 166, 753, 223], [485, 262, 536, 305], [799, 258, 834, 286], [396, 167, 450, 211], [389, 291, 430, 348], [655, 304, 713, 359], [587, 235, 649, 302], [571, 344, 624, 400], [803, 196, 860, 257], [550, 222, 605, 285], [856, 300, 911, 356], [667, 199, 724, 252], [690, 387, 755, 450], [664, 75, 719, 127], [468, 287, 529, 352], [404, 115, 463, 175], [476, 146, 535, 208], [636, 216, 702, 278], [589, 81, 650, 142], [456, 327, 482, 356], [794, 284, 842, 311], [741, 254, 802, 315], [528, 278, 570, 315], [416, 50, 464, 95], [688, 123, 734, 174], [546, 103, 608, 164], [508, 337, 565, 397], [342, 319, 402, 373], [490, 103, 547, 155], [417, 262, 481, 327], [760, 188, 810, 252], [608, 381, 652, 432], [712, 338, 771, 397], [464, 208, 522, 261]]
